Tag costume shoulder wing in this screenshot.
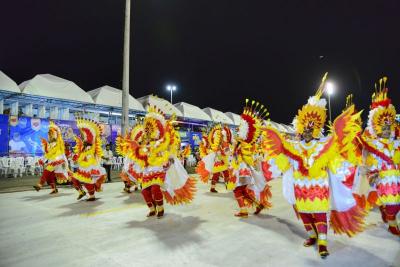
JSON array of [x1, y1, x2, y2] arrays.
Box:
[[41, 138, 48, 153]]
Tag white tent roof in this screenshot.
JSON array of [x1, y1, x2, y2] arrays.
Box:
[[19, 74, 94, 103], [0, 71, 20, 93], [225, 112, 241, 126], [137, 95, 183, 116], [174, 102, 212, 121], [203, 107, 233, 124], [267, 121, 295, 134], [88, 85, 144, 111]]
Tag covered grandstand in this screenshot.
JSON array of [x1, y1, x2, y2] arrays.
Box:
[[0, 70, 296, 156]]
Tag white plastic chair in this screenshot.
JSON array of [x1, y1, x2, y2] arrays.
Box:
[[0, 157, 11, 177], [0, 158, 8, 177], [187, 155, 197, 167], [111, 157, 118, 170], [116, 157, 123, 170], [8, 158, 25, 178], [25, 156, 36, 175]]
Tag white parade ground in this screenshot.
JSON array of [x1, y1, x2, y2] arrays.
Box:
[[0, 178, 398, 267]]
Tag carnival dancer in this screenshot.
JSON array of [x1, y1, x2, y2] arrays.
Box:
[[116, 106, 196, 218], [262, 73, 367, 258], [117, 126, 142, 194], [226, 100, 278, 217], [361, 77, 400, 236], [33, 121, 70, 194], [71, 117, 106, 201], [196, 125, 233, 193]]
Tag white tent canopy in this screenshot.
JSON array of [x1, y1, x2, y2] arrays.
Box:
[[0, 71, 20, 93], [174, 102, 212, 121], [137, 95, 183, 116], [19, 74, 94, 103], [267, 120, 295, 134], [88, 85, 144, 111], [203, 107, 233, 125], [225, 112, 241, 126]]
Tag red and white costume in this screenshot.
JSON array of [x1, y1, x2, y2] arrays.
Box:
[[262, 73, 367, 258], [361, 77, 400, 236], [196, 125, 233, 193], [34, 121, 70, 194], [71, 118, 106, 201], [116, 106, 196, 218], [226, 100, 278, 217]]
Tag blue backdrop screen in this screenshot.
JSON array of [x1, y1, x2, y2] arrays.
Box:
[[0, 115, 9, 156]]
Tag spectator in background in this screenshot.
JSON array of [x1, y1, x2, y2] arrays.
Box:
[[102, 144, 113, 183]]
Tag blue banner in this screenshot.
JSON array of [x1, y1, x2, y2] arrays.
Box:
[[189, 132, 202, 148], [0, 115, 9, 156], [9, 116, 49, 156]]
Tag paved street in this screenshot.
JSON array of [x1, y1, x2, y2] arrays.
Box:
[[0, 179, 398, 267]]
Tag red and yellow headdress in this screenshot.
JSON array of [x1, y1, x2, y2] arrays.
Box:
[[207, 124, 232, 151], [76, 117, 102, 145], [293, 73, 328, 138], [367, 77, 396, 137], [237, 99, 268, 144], [48, 121, 62, 140], [143, 106, 167, 140]]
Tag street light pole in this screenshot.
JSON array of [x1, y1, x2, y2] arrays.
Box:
[[326, 82, 334, 123], [166, 84, 177, 104], [121, 0, 131, 136], [328, 94, 332, 122]]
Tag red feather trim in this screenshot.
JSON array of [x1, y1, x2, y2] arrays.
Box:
[[361, 139, 394, 165], [163, 177, 197, 205], [261, 161, 273, 182], [316, 137, 333, 159], [282, 146, 309, 176], [241, 114, 256, 143], [330, 204, 367, 237], [371, 99, 391, 109], [195, 161, 210, 183]]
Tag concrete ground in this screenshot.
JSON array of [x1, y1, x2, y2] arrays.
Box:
[[0, 179, 398, 267], [0, 170, 122, 193]]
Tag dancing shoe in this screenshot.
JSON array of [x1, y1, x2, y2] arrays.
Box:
[[254, 204, 264, 215], [123, 187, 131, 194], [49, 189, 58, 194], [303, 237, 317, 247], [77, 190, 86, 200], [388, 226, 400, 236], [147, 210, 156, 217], [86, 196, 96, 202], [210, 188, 218, 193], [318, 245, 329, 259], [33, 185, 41, 192], [234, 212, 249, 218], [157, 209, 164, 219]]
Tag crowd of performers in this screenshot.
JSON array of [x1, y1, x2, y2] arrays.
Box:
[[33, 74, 399, 258]]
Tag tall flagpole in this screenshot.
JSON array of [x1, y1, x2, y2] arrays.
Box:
[[122, 0, 131, 135]]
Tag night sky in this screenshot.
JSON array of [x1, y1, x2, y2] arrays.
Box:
[[1, 0, 399, 124]]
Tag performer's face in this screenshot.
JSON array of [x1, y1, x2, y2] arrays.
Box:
[[380, 124, 392, 139], [48, 131, 57, 142], [302, 128, 314, 143]]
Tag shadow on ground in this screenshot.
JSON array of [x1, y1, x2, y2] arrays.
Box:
[[20, 192, 72, 202], [56, 200, 105, 217], [126, 214, 206, 250]]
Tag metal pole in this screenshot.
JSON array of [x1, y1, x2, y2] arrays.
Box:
[[121, 0, 131, 135], [170, 90, 173, 104], [328, 94, 332, 122]]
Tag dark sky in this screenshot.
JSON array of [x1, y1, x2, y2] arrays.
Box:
[[1, 0, 399, 124]]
